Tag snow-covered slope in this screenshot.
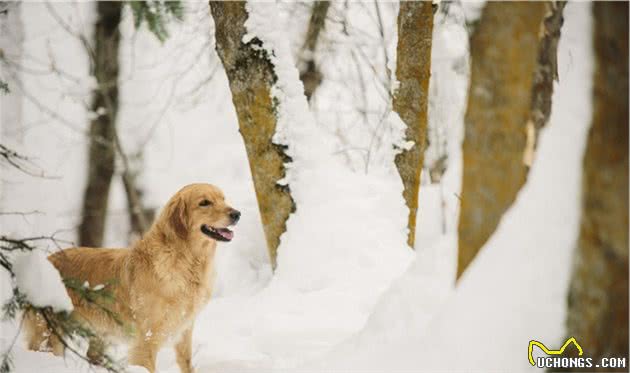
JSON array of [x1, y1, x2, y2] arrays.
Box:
[[0, 2, 594, 373], [307, 3, 593, 371]]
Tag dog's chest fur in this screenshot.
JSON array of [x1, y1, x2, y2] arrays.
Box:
[[128, 242, 216, 340]]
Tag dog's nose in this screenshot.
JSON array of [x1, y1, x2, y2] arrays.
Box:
[[229, 209, 241, 223]]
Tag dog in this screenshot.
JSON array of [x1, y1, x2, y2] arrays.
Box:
[[24, 183, 240, 373]]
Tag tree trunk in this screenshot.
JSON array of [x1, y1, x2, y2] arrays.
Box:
[[78, 2, 122, 247], [565, 2, 628, 368], [122, 166, 153, 241], [457, 2, 551, 278], [524, 1, 566, 166], [393, 1, 433, 248], [209, 2, 295, 269], [298, 1, 330, 102]]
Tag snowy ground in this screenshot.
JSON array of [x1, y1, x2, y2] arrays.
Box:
[[1, 2, 593, 372]]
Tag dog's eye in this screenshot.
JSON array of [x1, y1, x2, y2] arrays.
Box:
[[199, 199, 212, 207]]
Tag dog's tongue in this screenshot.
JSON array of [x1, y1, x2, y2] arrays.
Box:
[[217, 228, 233, 241]]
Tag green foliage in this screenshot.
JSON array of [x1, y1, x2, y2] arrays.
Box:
[[1, 289, 25, 321], [0, 287, 124, 372], [63, 278, 127, 330], [0, 80, 8, 94], [127, 1, 184, 42]]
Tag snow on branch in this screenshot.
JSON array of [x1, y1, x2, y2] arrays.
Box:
[[0, 235, 124, 373]]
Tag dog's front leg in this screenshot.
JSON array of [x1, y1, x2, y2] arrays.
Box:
[[129, 336, 162, 373], [174, 325, 195, 373]]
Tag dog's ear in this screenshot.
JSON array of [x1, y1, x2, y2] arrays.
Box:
[[168, 197, 189, 240]]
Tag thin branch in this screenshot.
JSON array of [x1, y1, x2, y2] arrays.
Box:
[[0, 210, 43, 216], [0, 144, 55, 178], [44, 2, 97, 66], [373, 1, 391, 89], [0, 235, 72, 253]]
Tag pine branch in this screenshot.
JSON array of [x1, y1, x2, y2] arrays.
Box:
[[0, 234, 126, 372], [127, 1, 184, 42]]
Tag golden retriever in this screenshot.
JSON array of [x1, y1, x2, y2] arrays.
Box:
[[24, 183, 240, 373]]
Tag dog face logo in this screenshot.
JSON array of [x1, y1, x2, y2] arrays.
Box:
[[528, 337, 583, 366]]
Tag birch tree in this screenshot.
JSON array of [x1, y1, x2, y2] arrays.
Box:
[[457, 2, 565, 278], [566, 2, 628, 365], [209, 2, 295, 268], [393, 1, 433, 248]]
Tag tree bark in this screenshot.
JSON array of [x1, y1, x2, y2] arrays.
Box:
[[209, 2, 295, 269], [298, 1, 330, 102], [121, 161, 152, 240], [524, 2, 566, 166], [393, 1, 433, 248], [457, 2, 550, 278], [78, 2, 122, 247], [565, 2, 628, 368]]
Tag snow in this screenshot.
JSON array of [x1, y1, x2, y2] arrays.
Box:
[[13, 250, 73, 313], [184, 3, 415, 369], [0, 2, 595, 373], [241, 0, 412, 305], [244, 2, 332, 179], [307, 2, 593, 371], [128, 366, 150, 373]]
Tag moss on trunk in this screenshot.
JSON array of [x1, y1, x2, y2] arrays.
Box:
[[393, 1, 433, 248], [457, 2, 548, 278], [209, 2, 294, 269], [565, 2, 628, 367]]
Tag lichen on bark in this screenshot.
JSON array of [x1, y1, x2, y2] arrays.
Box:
[[457, 2, 548, 278], [524, 2, 566, 166], [565, 2, 628, 367], [209, 2, 295, 269], [393, 1, 433, 249]]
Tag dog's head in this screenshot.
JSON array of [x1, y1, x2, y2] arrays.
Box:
[[163, 183, 240, 242]]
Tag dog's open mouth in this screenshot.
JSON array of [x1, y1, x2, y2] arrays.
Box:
[[201, 224, 234, 242]]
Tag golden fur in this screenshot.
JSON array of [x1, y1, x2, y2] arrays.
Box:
[[24, 183, 239, 373]]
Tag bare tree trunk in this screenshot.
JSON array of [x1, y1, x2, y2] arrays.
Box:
[[298, 1, 330, 102], [565, 2, 628, 367], [209, 2, 295, 269], [457, 2, 554, 278], [78, 2, 122, 247], [393, 1, 433, 248]]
